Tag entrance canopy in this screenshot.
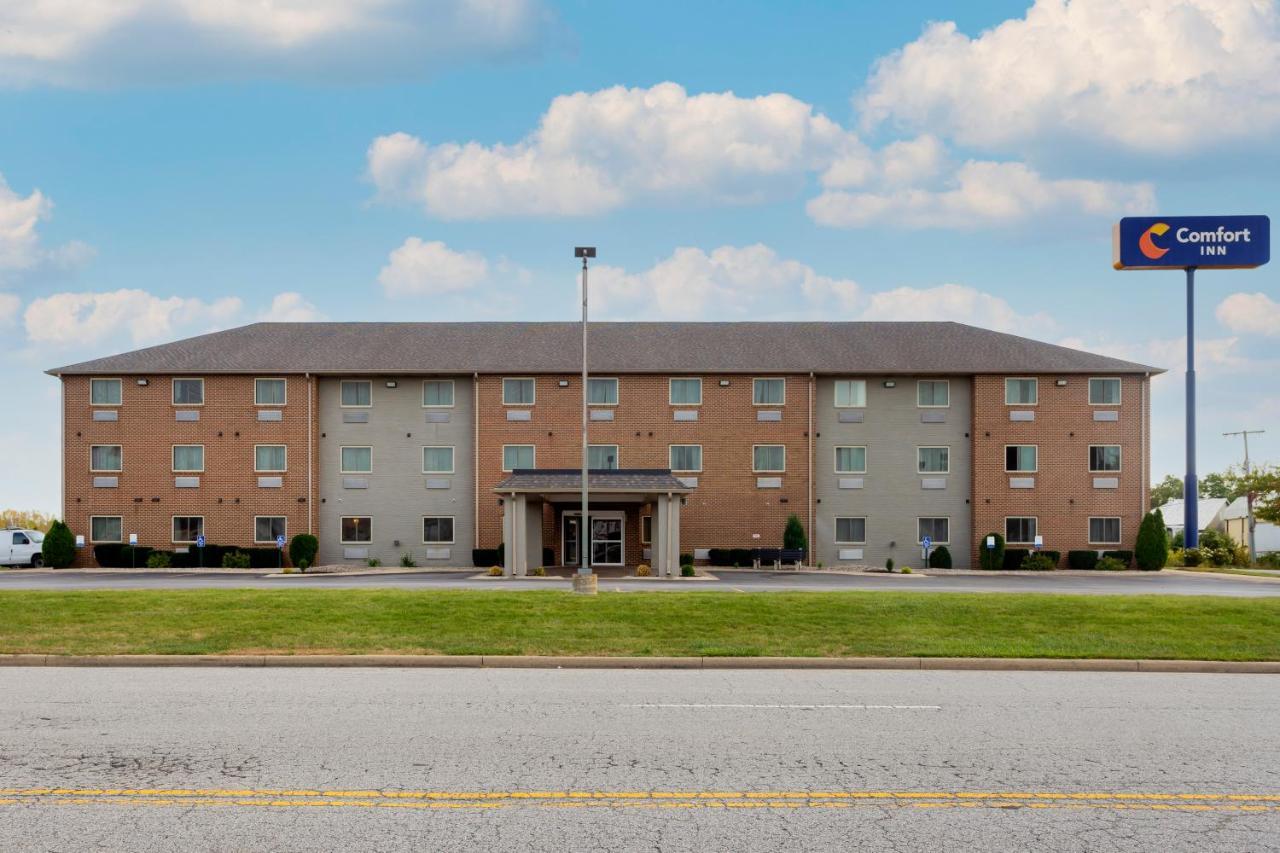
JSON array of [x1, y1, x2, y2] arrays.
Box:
[[494, 468, 694, 500]]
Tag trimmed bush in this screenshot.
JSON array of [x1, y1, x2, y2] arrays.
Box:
[[1259, 552, 1280, 569], [1020, 553, 1055, 571], [1096, 556, 1127, 572], [783, 514, 808, 551], [885, 558, 894, 572], [41, 520, 76, 568], [681, 564, 696, 577], [1068, 550, 1099, 571], [978, 532, 1005, 571], [486, 565, 503, 576], [1039, 550, 1061, 567], [472, 546, 505, 568], [530, 566, 546, 577], [289, 534, 319, 569], [1102, 550, 1133, 567], [707, 548, 729, 566], [679, 553, 693, 566], [367, 558, 381, 568], [1003, 548, 1030, 571], [1182, 548, 1203, 567], [221, 551, 251, 569], [927, 545, 952, 568], [1135, 510, 1168, 571], [146, 551, 172, 568], [245, 548, 283, 569], [730, 548, 753, 567], [635, 564, 652, 577]]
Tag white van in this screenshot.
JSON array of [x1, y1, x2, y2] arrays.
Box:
[[1, 528, 45, 567]]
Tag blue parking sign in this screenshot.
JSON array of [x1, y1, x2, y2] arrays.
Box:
[[922, 536, 931, 550], [196, 534, 205, 548], [276, 534, 286, 549]]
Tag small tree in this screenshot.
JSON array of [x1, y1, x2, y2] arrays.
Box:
[[41, 520, 76, 568], [1134, 510, 1168, 571], [783, 514, 807, 552], [978, 532, 1005, 571], [288, 534, 319, 571], [928, 545, 952, 568]]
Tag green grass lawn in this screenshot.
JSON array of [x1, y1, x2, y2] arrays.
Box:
[[1173, 565, 1280, 579]]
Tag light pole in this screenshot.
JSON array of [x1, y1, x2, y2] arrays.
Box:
[[575, 247, 596, 578], [1224, 428, 1265, 564]]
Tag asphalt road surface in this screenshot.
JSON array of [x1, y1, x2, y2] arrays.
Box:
[[1, 568, 1277, 596], [1, 668, 1276, 851]]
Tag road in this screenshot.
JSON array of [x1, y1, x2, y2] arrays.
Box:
[[0, 668, 1276, 851], [1, 567, 1276, 596]]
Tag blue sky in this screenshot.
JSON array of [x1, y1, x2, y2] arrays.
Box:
[[2, 0, 1278, 513]]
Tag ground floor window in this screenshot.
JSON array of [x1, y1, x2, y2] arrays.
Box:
[[91, 516, 122, 542], [835, 517, 866, 544], [341, 516, 371, 543], [255, 516, 286, 543], [1005, 516, 1037, 544], [1089, 517, 1121, 545], [172, 516, 204, 543], [918, 517, 949, 544], [423, 517, 454, 544]]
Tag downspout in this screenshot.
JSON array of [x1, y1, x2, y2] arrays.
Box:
[[306, 372, 313, 534], [59, 376, 65, 527], [1141, 373, 1148, 520], [807, 372, 814, 563], [474, 373, 480, 550]]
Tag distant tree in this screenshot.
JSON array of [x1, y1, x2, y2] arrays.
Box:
[[1134, 510, 1168, 571], [1226, 465, 1280, 525], [0, 509, 55, 531], [783, 514, 807, 551], [1198, 472, 1239, 501], [1150, 474, 1183, 508], [41, 520, 76, 568]]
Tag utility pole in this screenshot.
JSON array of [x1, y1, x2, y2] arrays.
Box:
[[1223, 428, 1265, 564], [574, 247, 596, 583]]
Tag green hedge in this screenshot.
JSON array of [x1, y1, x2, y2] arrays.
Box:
[[1068, 550, 1099, 570]]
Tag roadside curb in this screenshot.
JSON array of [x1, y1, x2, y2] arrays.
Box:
[[1, 654, 1276, 673]]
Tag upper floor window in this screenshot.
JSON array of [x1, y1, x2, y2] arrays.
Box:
[[918, 517, 950, 544], [172, 445, 205, 472], [669, 445, 702, 472], [503, 378, 535, 405], [588, 444, 619, 470], [423, 380, 454, 407], [1089, 377, 1121, 405], [254, 378, 286, 406], [1089, 517, 1122, 545], [90, 445, 122, 472], [1089, 445, 1122, 472], [1005, 377, 1038, 405], [917, 446, 950, 474], [753, 378, 785, 406], [1005, 516, 1037, 544], [834, 446, 867, 474], [91, 516, 123, 543], [173, 378, 204, 406], [255, 445, 287, 472], [90, 378, 121, 406], [503, 445, 535, 471], [917, 380, 950, 407], [172, 516, 204, 544], [340, 380, 372, 407], [834, 379, 866, 408], [753, 445, 785, 473], [422, 446, 455, 474], [587, 378, 618, 406], [669, 378, 702, 405], [340, 446, 372, 474], [1005, 445, 1038, 473]]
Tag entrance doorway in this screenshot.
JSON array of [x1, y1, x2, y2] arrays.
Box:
[[562, 511, 625, 566]]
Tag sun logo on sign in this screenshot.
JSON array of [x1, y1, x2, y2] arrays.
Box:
[[1139, 222, 1171, 260]]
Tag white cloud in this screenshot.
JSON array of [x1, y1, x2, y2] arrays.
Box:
[[1216, 291, 1280, 336], [859, 0, 1280, 154], [24, 288, 243, 347], [1057, 334, 1255, 378], [259, 291, 324, 322], [0, 292, 19, 325], [378, 238, 490, 298], [0, 0, 550, 87], [0, 172, 94, 278], [860, 283, 1056, 335]]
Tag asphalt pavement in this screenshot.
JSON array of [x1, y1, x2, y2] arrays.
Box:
[[0, 667, 1275, 851]]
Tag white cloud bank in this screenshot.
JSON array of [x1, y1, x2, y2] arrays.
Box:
[[1216, 291, 1280, 336], [24, 289, 244, 347], [378, 237, 490, 298], [0, 0, 550, 86], [859, 0, 1280, 154], [0, 172, 94, 278], [259, 291, 324, 322]]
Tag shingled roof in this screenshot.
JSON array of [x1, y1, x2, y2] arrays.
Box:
[[47, 321, 1161, 376], [494, 469, 695, 494]]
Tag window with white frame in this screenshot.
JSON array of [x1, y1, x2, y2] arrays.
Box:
[[255, 445, 287, 472], [423, 516, 454, 544], [1005, 516, 1037, 544], [1005, 378, 1038, 405], [172, 516, 204, 543], [340, 380, 372, 407], [172, 445, 205, 472], [917, 380, 950, 407], [255, 378, 286, 406], [91, 516, 122, 542], [502, 378, 535, 405], [1005, 445, 1037, 472], [90, 445, 122, 472], [173, 378, 204, 405], [917, 446, 950, 473], [341, 516, 371, 543], [834, 379, 866, 408], [1089, 517, 1121, 544], [753, 378, 785, 405], [422, 446, 454, 473], [254, 516, 286, 543], [753, 445, 785, 472], [834, 446, 866, 473], [503, 445, 535, 471], [669, 378, 702, 405], [835, 517, 866, 544], [588, 445, 619, 469], [587, 378, 618, 405], [1089, 445, 1121, 472], [669, 445, 702, 472], [422, 380, 454, 407], [918, 517, 950, 544], [1089, 377, 1121, 405], [340, 446, 372, 473], [90, 378, 121, 406]]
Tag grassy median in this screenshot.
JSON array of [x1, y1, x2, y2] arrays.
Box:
[[0, 590, 1277, 660]]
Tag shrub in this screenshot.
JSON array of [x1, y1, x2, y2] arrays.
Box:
[[41, 520, 76, 568], [289, 534, 319, 569], [1259, 552, 1280, 569], [298, 559, 310, 572], [885, 557, 894, 572], [681, 564, 696, 577], [487, 565, 503, 576], [1068, 550, 1099, 571], [367, 557, 381, 568], [221, 551, 251, 569], [1096, 556, 1127, 572], [400, 552, 417, 568], [979, 532, 1005, 571], [1102, 550, 1133, 567], [530, 566, 546, 577], [1039, 550, 1061, 567], [707, 548, 729, 566], [783, 514, 808, 551], [901, 566, 912, 574], [472, 544, 505, 568], [1135, 510, 1169, 571], [1182, 547, 1203, 567], [1003, 548, 1030, 571], [245, 547, 283, 569], [1020, 553, 1055, 571], [635, 563, 651, 577], [146, 551, 172, 568], [679, 553, 693, 566], [730, 548, 753, 567], [928, 545, 952, 568]]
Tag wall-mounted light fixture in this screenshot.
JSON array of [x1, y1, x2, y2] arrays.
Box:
[[1055, 379, 1068, 387], [136, 379, 149, 386], [883, 380, 897, 388], [559, 380, 570, 387], [719, 380, 730, 387], [385, 381, 398, 388]]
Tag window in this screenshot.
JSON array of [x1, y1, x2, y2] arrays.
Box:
[[90, 378, 121, 406], [341, 516, 371, 543], [340, 380, 372, 407], [918, 517, 950, 544], [90, 445, 122, 472], [503, 378, 535, 405], [254, 378, 286, 406], [834, 379, 866, 408], [1089, 517, 1122, 545], [255, 445, 287, 472], [753, 378, 785, 405], [90, 516, 122, 542], [1005, 516, 1037, 544], [1089, 445, 1122, 472], [423, 516, 455, 544], [917, 446, 950, 474], [254, 516, 287, 544], [503, 445, 535, 471], [753, 445, 785, 472], [422, 380, 454, 407], [1089, 377, 1121, 406], [587, 378, 618, 405], [835, 517, 866, 544], [917, 380, 950, 407], [172, 445, 205, 472], [172, 516, 204, 543], [340, 446, 372, 473], [669, 445, 702, 472], [641, 515, 652, 544], [422, 446, 455, 473], [588, 445, 619, 470], [834, 446, 867, 473], [1005, 377, 1038, 405], [669, 378, 702, 405], [1005, 445, 1038, 472], [172, 378, 204, 405]]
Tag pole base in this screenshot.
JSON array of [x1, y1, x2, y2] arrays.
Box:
[[572, 574, 598, 595]]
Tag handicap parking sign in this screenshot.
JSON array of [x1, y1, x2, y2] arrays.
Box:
[[922, 536, 931, 550], [276, 534, 286, 549], [196, 534, 205, 548]]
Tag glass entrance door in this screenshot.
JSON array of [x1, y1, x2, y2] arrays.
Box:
[[563, 516, 581, 566], [591, 517, 623, 565]]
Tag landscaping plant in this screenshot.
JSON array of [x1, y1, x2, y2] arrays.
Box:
[[979, 532, 1005, 570], [400, 553, 417, 568], [1134, 510, 1169, 571], [1096, 556, 1127, 572], [783, 514, 807, 552], [681, 564, 696, 577], [220, 551, 251, 569], [41, 520, 76, 569], [1019, 553, 1056, 571], [288, 534, 318, 570], [885, 557, 894, 573], [928, 545, 952, 568], [145, 551, 172, 569]]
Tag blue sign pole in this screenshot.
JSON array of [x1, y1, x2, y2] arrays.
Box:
[[1184, 266, 1198, 549]]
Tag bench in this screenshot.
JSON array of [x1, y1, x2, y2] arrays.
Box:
[[751, 548, 806, 570]]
